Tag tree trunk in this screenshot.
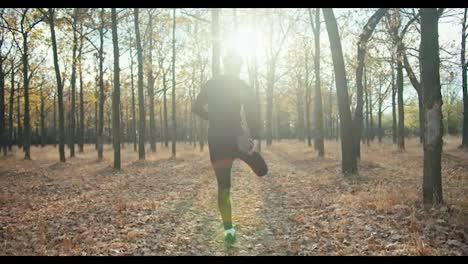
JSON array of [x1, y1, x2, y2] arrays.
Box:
[[369, 80, 374, 141], [22, 32, 31, 160], [198, 68, 206, 152], [296, 79, 305, 141], [94, 83, 98, 150], [40, 85, 45, 147], [418, 94, 425, 142], [163, 73, 169, 148], [354, 8, 387, 157], [78, 22, 84, 153], [211, 8, 221, 77], [171, 8, 177, 157], [134, 8, 146, 160], [329, 70, 334, 139], [8, 62, 15, 151], [190, 70, 196, 146], [159, 105, 163, 147], [147, 13, 156, 153], [0, 50, 5, 155], [254, 42, 262, 152], [106, 106, 114, 144], [69, 8, 78, 158], [402, 53, 423, 143], [66, 90, 71, 150], [313, 8, 325, 157], [97, 8, 105, 160], [266, 64, 275, 146], [323, 8, 357, 175], [397, 51, 405, 150], [364, 68, 370, 146], [377, 77, 383, 143], [121, 95, 125, 149], [49, 8, 66, 162], [130, 44, 137, 152], [17, 87, 22, 149], [207, 7, 220, 147], [111, 8, 121, 170], [392, 62, 397, 144], [378, 103, 383, 143], [304, 50, 312, 147], [420, 8, 443, 205], [53, 93, 57, 147], [107, 107, 111, 144], [461, 8, 468, 148]]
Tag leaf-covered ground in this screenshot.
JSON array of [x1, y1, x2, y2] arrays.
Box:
[[0, 137, 467, 255]]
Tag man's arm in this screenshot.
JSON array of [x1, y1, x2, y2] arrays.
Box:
[[192, 82, 209, 121], [243, 83, 260, 140]]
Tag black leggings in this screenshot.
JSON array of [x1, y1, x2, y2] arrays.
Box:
[[208, 138, 267, 230], [208, 140, 268, 189]]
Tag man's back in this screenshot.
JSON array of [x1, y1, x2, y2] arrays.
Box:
[[193, 75, 259, 140]]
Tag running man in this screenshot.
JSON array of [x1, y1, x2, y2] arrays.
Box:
[[192, 51, 268, 247]]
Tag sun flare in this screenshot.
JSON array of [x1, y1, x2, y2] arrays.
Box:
[[224, 27, 262, 61]]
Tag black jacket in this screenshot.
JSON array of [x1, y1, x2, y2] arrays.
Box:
[[192, 75, 259, 140]]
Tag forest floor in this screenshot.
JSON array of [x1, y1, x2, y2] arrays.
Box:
[[0, 137, 467, 256]]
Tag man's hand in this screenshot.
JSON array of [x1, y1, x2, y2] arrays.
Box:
[[248, 139, 259, 155]]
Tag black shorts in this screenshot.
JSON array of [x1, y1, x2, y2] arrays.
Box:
[[208, 137, 267, 189]]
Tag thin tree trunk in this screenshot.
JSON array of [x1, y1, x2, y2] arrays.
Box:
[[53, 93, 56, 147], [22, 32, 31, 160], [78, 22, 84, 153], [0, 51, 5, 155], [378, 104, 383, 143], [313, 8, 325, 156], [296, 79, 305, 141], [211, 8, 221, 77], [147, 13, 156, 153], [364, 67, 370, 146], [403, 53, 424, 143], [121, 96, 125, 149], [111, 8, 121, 170], [8, 63, 15, 150], [40, 85, 45, 147], [159, 105, 163, 147], [354, 8, 387, 158], [130, 44, 137, 152], [392, 61, 397, 144], [329, 70, 334, 139], [97, 8, 105, 160], [420, 8, 443, 205], [323, 8, 357, 175], [461, 8, 468, 148], [397, 51, 405, 150], [107, 107, 111, 144], [304, 51, 312, 147], [163, 74, 168, 148], [369, 77, 374, 141], [0, 52, 5, 155], [48, 8, 65, 162], [94, 82, 98, 150], [134, 8, 146, 160], [69, 8, 78, 158], [377, 77, 383, 143], [198, 68, 206, 152], [207, 8, 220, 150], [254, 42, 262, 152], [171, 8, 177, 157], [17, 87, 22, 149], [190, 71, 196, 146]]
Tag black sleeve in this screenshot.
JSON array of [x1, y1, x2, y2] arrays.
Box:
[[192, 81, 209, 121], [242, 82, 260, 140]]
